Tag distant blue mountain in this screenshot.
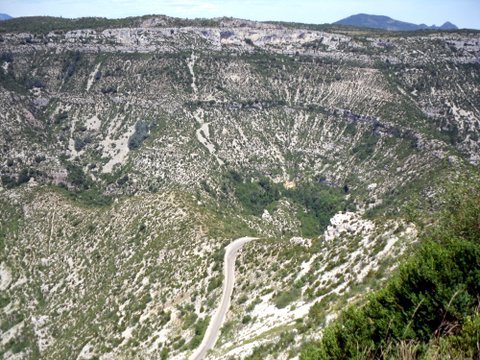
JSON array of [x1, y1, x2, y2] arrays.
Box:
[[0, 13, 13, 21], [334, 14, 458, 31], [437, 21, 458, 30]]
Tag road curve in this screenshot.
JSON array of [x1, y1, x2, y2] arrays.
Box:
[[190, 236, 258, 360]]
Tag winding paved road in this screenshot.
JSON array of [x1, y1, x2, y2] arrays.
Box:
[[190, 236, 258, 360]]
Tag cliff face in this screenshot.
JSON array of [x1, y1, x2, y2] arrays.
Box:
[[1, 20, 478, 193], [0, 16, 479, 359]]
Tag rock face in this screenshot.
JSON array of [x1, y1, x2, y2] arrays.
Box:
[[0, 16, 478, 195], [0, 15, 478, 359]]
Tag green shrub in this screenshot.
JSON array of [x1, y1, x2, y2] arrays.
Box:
[[273, 287, 301, 309], [242, 315, 252, 324], [17, 168, 32, 185], [207, 276, 222, 292], [182, 312, 198, 330], [66, 163, 89, 189], [25, 78, 46, 89], [189, 317, 209, 349], [1, 168, 41, 188], [160, 347, 169, 360], [34, 154, 46, 163], [128, 121, 149, 150], [54, 111, 68, 124], [1, 174, 16, 188], [74, 134, 92, 152], [351, 131, 379, 161], [1, 52, 13, 63]]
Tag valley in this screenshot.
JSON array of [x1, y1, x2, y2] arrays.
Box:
[[0, 15, 479, 359]]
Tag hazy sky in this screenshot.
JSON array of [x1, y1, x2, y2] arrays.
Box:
[[1, 0, 479, 29]]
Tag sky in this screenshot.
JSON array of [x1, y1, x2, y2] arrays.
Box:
[[1, 0, 479, 29]]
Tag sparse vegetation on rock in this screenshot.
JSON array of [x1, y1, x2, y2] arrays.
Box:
[[0, 13, 478, 359]]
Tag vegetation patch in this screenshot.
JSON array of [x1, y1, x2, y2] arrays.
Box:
[[188, 317, 209, 349], [128, 121, 150, 150], [273, 287, 301, 309], [222, 170, 349, 236]]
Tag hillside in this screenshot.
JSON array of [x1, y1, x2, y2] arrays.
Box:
[[0, 15, 479, 359], [301, 180, 480, 359], [335, 14, 458, 31]]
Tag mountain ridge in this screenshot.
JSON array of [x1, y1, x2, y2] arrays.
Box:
[[335, 13, 458, 31], [0, 13, 12, 21]]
